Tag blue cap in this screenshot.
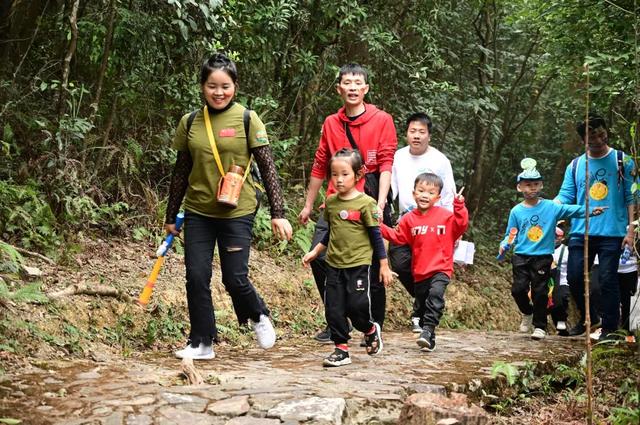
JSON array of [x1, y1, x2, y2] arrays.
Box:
[[517, 158, 542, 182]]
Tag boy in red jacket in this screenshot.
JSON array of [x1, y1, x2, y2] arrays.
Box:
[[381, 173, 468, 351]]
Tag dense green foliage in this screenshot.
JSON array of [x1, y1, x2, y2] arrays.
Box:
[[0, 0, 638, 254], [487, 342, 640, 424]]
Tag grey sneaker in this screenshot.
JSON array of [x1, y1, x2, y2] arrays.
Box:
[[519, 314, 533, 333], [417, 327, 436, 351], [314, 326, 332, 344]]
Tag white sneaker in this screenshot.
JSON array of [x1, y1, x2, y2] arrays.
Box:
[[556, 321, 567, 331], [531, 328, 546, 340], [519, 314, 533, 333], [251, 314, 276, 349], [589, 328, 602, 341], [174, 343, 215, 360], [411, 317, 422, 333]]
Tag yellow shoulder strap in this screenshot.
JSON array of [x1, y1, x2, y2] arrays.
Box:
[[203, 105, 253, 181]]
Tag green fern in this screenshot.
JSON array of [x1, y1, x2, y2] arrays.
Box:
[[0, 241, 23, 273], [0, 280, 48, 304]]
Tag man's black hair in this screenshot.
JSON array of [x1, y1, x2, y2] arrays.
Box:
[[337, 64, 368, 84], [406, 112, 433, 132], [414, 172, 443, 193], [576, 113, 608, 140]]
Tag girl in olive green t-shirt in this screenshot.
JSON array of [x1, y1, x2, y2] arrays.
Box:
[[165, 53, 292, 360]]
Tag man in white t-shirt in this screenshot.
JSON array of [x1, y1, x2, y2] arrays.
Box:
[[388, 112, 456, 332], [391, 113, 456, 215]]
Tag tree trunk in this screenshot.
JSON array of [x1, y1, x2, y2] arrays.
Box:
[[57, 0, 80, 118], [102, 92, 119, 145], [90, 0, 117, 120]]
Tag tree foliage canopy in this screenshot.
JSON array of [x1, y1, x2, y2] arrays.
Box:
[[0, 0, 638, 254]]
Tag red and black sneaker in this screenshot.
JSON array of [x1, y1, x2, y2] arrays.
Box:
[[323, 347, 351, 367], [364, 322, 383, 356]]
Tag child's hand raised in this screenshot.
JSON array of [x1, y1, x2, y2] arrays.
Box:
[[454, 186, 465, 202]]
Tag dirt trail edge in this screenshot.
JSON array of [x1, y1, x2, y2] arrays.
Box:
[[1, 330, 583, 424]]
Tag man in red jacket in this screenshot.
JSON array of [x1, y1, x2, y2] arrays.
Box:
[[381, 173, 468, 352], [298, 63, 398, 343]]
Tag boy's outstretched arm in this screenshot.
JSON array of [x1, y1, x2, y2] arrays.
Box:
[[380, 222, 408, 246], [452, 189, 469, 240], [555, 203, 606, 220]]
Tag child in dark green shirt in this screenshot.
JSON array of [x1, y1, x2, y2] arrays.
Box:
[[303, 149, 392, 367]]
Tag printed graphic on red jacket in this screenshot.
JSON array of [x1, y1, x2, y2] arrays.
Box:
[[380, 199, 469, 281]]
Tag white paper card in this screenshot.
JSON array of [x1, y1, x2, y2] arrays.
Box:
[[454, 240, 475, 265]]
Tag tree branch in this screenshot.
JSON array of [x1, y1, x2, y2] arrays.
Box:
[[11, 245, 55, 265], [48, 283, 132, 302]]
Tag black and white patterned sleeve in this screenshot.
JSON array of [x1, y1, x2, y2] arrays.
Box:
[[251, 145, 285, 219], [165, 150, 192, 224]]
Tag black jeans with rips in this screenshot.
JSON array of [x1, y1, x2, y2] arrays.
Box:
[[183, 211, 269, 347]]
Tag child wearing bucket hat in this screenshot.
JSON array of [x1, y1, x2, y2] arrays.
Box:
[[499, 159, 606, 340]]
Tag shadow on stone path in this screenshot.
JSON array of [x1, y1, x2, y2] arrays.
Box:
[[1, 330, 583, 424]]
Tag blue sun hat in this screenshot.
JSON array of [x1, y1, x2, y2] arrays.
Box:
[[517, 158, 542, 182]]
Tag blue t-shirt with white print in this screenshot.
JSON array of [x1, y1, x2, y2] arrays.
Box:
[[501, 199, 587, 256], [555, 149, 634, 237]]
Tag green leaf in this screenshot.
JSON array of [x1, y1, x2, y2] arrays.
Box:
[[0, 419, 22, 424]]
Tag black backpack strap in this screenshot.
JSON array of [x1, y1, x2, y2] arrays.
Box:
[[616, 149, 624, 186], [344, 122, 358, 151], [186, 109, 198, 136], [344, 122, 359, 151], [243, 108, 251, 139]]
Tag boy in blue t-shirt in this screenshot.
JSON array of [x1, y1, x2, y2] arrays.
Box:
[[499, 159, 604, 340]]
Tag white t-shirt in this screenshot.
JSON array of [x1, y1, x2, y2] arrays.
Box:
[[391, 145, 456, 213], [552, 244, 569, 287]]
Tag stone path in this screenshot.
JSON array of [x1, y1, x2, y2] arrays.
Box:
[[0, 330, 584, 424]]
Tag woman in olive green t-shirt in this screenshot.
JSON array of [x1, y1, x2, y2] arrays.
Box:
[[164, 53, 292, 360]]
